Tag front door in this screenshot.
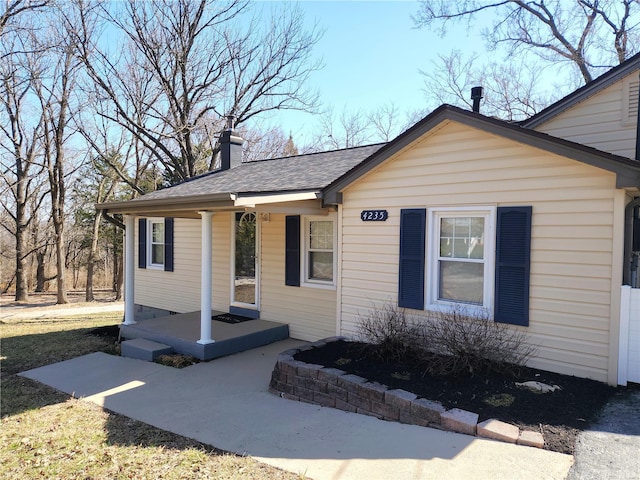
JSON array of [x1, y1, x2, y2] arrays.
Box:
[[233, 212, 257, 308]]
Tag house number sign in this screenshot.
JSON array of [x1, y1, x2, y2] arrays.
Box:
[[361, 210, 388, 221]]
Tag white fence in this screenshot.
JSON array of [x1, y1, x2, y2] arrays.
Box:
[[619, 285, 640, 385]]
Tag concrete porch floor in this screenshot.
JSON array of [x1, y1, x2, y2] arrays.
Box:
[[119, 310, 289, 360]]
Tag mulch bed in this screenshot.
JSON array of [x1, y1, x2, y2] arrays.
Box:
[[295, 340, 616, 454]]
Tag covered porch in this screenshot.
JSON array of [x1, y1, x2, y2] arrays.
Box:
[[119, 310, 289, 361]]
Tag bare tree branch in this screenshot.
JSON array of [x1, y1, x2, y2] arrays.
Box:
[[66, 0, 322, 184], [414, 0, 640, 84], [0, 0, 48, 37]]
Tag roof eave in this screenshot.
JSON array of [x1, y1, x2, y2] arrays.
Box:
[[98, 190, 326, 215], [98, 192, 235, 215]]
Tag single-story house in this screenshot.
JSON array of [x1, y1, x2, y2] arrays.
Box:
[[100, 53, 640, 386]]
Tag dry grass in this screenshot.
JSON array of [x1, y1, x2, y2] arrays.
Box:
[[0, 311, 302, 479]]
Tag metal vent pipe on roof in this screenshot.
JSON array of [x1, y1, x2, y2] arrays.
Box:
[[471, 86, 484, 113]]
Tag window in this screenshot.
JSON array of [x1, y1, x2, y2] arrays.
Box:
[[428, 207, 495, 311], [148, 219, 165, 267], [138, 217, 174, 272], [399, 206, 531, 326], [304, 216, 335, 285]]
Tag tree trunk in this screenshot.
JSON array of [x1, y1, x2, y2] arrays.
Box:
[[35, 250, 46, 292], [85, 213, 102, 301], [85, 257, 95, 301], [14, 179, 29, 301], [14, 216, 29, 301], [52, 215, 68, 304], [2, 273, 16, 295], [115, 252, 123, 301]]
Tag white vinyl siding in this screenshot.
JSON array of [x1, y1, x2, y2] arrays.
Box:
[[261, 213, 337, 341], [338, 120, 619, 383], [136, 218, 201, 313], [136, 215, 232, 314], [534, 73, 638, 159], [212, 214, 232, 311]]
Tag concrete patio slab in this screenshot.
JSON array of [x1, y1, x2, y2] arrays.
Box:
[[20, 340, 573, 480]]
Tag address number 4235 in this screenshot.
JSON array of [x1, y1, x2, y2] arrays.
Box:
[[360, 210, 388, 221]]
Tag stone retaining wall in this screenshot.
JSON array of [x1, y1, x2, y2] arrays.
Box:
[[269, 337, 544, 449]]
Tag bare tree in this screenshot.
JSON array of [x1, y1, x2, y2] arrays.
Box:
[[0, 0, 48, 38], [0, 28, 49, 301], [309, 106, 373, 151], [414, 0, 640, 83], [306, 102, 413, 152], [368, 102, 412, 142], [67, 0, 321, 184], [70, 152, 119, 301], [422, 50, 552, 120], [31, 8, 84, 304], [241, 126, 297, 162]]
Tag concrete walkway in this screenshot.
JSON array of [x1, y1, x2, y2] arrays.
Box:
[[2, 302, 123, 320], [20, 339, 573, 480]]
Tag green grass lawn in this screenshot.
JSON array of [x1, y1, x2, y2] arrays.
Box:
[[0, 312, 301, 479]]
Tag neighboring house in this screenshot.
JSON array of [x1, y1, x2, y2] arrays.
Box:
[[100, 54, 640, 386]]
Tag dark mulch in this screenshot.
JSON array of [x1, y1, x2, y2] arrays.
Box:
[[211, 313, 253, 324], [155, 354, 200, 368], [88, 325, 120, 340], [295, 340, 616, 455]]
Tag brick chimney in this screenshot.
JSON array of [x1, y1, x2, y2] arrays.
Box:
[[219, 116, 243, 170]]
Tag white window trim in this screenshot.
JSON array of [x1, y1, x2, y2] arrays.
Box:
[[426, 206, 496, 315], [301, 214, 337, 289], [147, 217, 165, 270]]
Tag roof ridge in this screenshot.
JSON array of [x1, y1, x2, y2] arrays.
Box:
[[246, 142, 388, 164]]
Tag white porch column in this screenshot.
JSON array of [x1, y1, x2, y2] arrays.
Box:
[[197, 211, 214, 344], [123, 215, 136, 325]]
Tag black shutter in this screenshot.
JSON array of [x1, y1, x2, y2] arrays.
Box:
[[164, 217, 174, 272], [285, 215, 300, 286], [138, 218, 147, 269], [494, 206, 532, 326], [398, 209, 426, 309]]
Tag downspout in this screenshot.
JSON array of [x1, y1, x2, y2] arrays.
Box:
[[623, 72, 640, 286]]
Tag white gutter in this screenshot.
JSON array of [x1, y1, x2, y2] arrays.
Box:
[[233, 191, 321, 207]]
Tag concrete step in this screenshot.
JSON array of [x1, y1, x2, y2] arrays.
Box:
[[121, 338, 174, 361]]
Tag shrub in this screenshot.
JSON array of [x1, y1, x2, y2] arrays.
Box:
[[356, 302, 422, 362], [420, 306, 537, 377], [357, 302, 537, 377]]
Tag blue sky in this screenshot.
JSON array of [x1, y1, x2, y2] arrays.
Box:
[[261, 0, 492, 144]]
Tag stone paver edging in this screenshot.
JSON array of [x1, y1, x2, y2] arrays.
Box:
[[269, 337, 544, 449]]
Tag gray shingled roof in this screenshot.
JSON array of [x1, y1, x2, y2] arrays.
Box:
[[130, 143, 386, 203]]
